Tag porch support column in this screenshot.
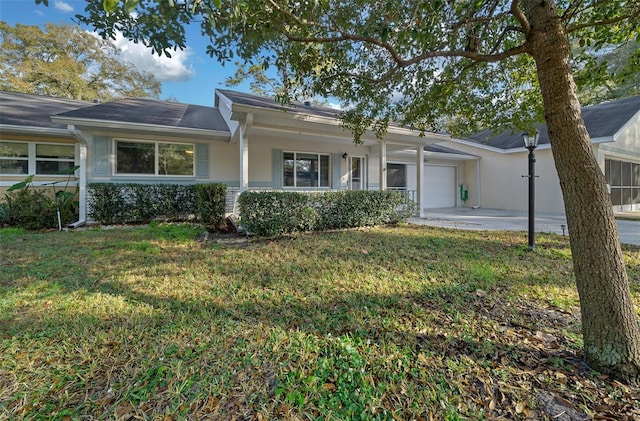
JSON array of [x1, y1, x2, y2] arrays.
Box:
[[239, 113, 253, 192], [379, 140, 387, 190], [475, 158, 481, 208], [416, 145, 425, 217]]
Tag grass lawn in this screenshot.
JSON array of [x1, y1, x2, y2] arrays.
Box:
[[1, 223, 639, 420]]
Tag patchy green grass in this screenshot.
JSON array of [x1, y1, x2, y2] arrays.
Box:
[[1, 223, 639, 420]]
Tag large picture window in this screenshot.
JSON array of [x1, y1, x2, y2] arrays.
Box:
[[116, 140, 194, 176], [1, 141, 74, 175], [605, 158, 640, 206], [283, 152, 330, 187]]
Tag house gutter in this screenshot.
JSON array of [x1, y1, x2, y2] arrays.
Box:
[[52, 117, 230, 141], [67, 124, 88, 228]]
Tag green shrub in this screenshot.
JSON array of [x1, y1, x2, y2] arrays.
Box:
[[87, 183, 225, 227], [0, 203, 8, 225], [3, 188, 58, 230], [238, 190, 416, 236], [194, 183, 227, 229], [87, 183, 127, 224]]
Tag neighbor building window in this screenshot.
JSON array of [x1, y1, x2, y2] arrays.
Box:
[[605, 158, 640, 206], [0, 141, 75, 175], [115, 140, 194, 176], [283, 152, 330, 187]]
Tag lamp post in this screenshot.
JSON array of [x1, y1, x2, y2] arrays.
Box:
[[523, 130, 540, 251]]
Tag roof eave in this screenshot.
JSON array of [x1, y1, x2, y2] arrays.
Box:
[[51, 117, 230, 141], [0, 124, 72, 138], [229, 102, 450, 146]]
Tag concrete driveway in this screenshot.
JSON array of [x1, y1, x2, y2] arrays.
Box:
[[409, 207, 640, 246]]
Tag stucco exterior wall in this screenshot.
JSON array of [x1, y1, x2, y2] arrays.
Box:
[[241, 132, 375, 188], [597, 112, 640, 163], [440, 141, 566, 214]]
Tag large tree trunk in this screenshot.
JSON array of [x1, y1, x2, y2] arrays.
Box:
[[524, 0, 640, 385]]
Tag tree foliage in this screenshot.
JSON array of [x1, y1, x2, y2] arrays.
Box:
[[41, 0, 640, 385], [0, 21, 161, 102], [72, 0, 637, 135]]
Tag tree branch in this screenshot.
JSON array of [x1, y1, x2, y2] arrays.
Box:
[[510, 0, 530, 37], [284, 31, 529, 66], [566, 8, 640, 32]]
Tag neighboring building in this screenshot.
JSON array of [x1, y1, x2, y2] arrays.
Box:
[[0, 92, 92, 197], [439, 95, 640, 214]]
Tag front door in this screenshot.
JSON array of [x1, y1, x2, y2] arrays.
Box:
[[349, 157, 365, 190]]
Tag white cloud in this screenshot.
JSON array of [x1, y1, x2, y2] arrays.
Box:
[[53, 1, 74, 13], [110, 32, 195, 82]]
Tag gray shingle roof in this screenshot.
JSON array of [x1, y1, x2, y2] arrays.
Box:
[[54, 97, 229, 132], [425, 143, 472, 155], [0, 91, 92, 129], [467, 95, 640, 149], [217, 89, 341, 119]]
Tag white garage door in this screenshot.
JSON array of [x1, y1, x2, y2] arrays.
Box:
[[424, 165, 456, 208]]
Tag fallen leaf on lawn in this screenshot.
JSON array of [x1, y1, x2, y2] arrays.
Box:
[[322, 383, 336, 391], [204, 396, 219, 412], [115, 402, 134, 418]]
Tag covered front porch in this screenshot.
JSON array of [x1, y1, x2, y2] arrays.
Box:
[[215, 90, 452, 217]]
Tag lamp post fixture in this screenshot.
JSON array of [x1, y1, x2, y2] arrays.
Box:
[[523, 130, 540, 251]]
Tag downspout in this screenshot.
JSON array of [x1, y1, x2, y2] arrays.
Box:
[[67, 124, 88, 228]]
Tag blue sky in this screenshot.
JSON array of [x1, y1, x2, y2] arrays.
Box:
[[0, 0, 246, 106]]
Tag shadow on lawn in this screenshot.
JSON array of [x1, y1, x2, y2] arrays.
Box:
[[2, 225, 582, 340], [4, 225, 633, 418]]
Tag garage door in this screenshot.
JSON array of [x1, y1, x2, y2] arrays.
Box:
[[424, 165, 456, 208]]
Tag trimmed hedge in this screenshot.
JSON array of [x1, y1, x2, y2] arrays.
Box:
[[87, 183, 226, 227], [194, 183, 227, 228], [238, 190, 416, 237]]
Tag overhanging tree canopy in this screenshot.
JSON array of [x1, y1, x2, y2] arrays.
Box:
[[38, 0, 640, 384]]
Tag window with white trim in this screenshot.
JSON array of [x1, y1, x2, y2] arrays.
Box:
[[0, 141, 75, 175], [36, 144, 76, 174], [283, 151, 330, 187], [605, 158, 640, 205], [115, 140, 194, 176]]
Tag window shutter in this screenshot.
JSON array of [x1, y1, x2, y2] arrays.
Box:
[[195, 143, 209, 178], [272, 149, 283, 189], [92, 136, 110, 176], [332, 153, 342, 189]]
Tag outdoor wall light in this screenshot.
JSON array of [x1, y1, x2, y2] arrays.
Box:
[[342, 153, 348, 160]]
